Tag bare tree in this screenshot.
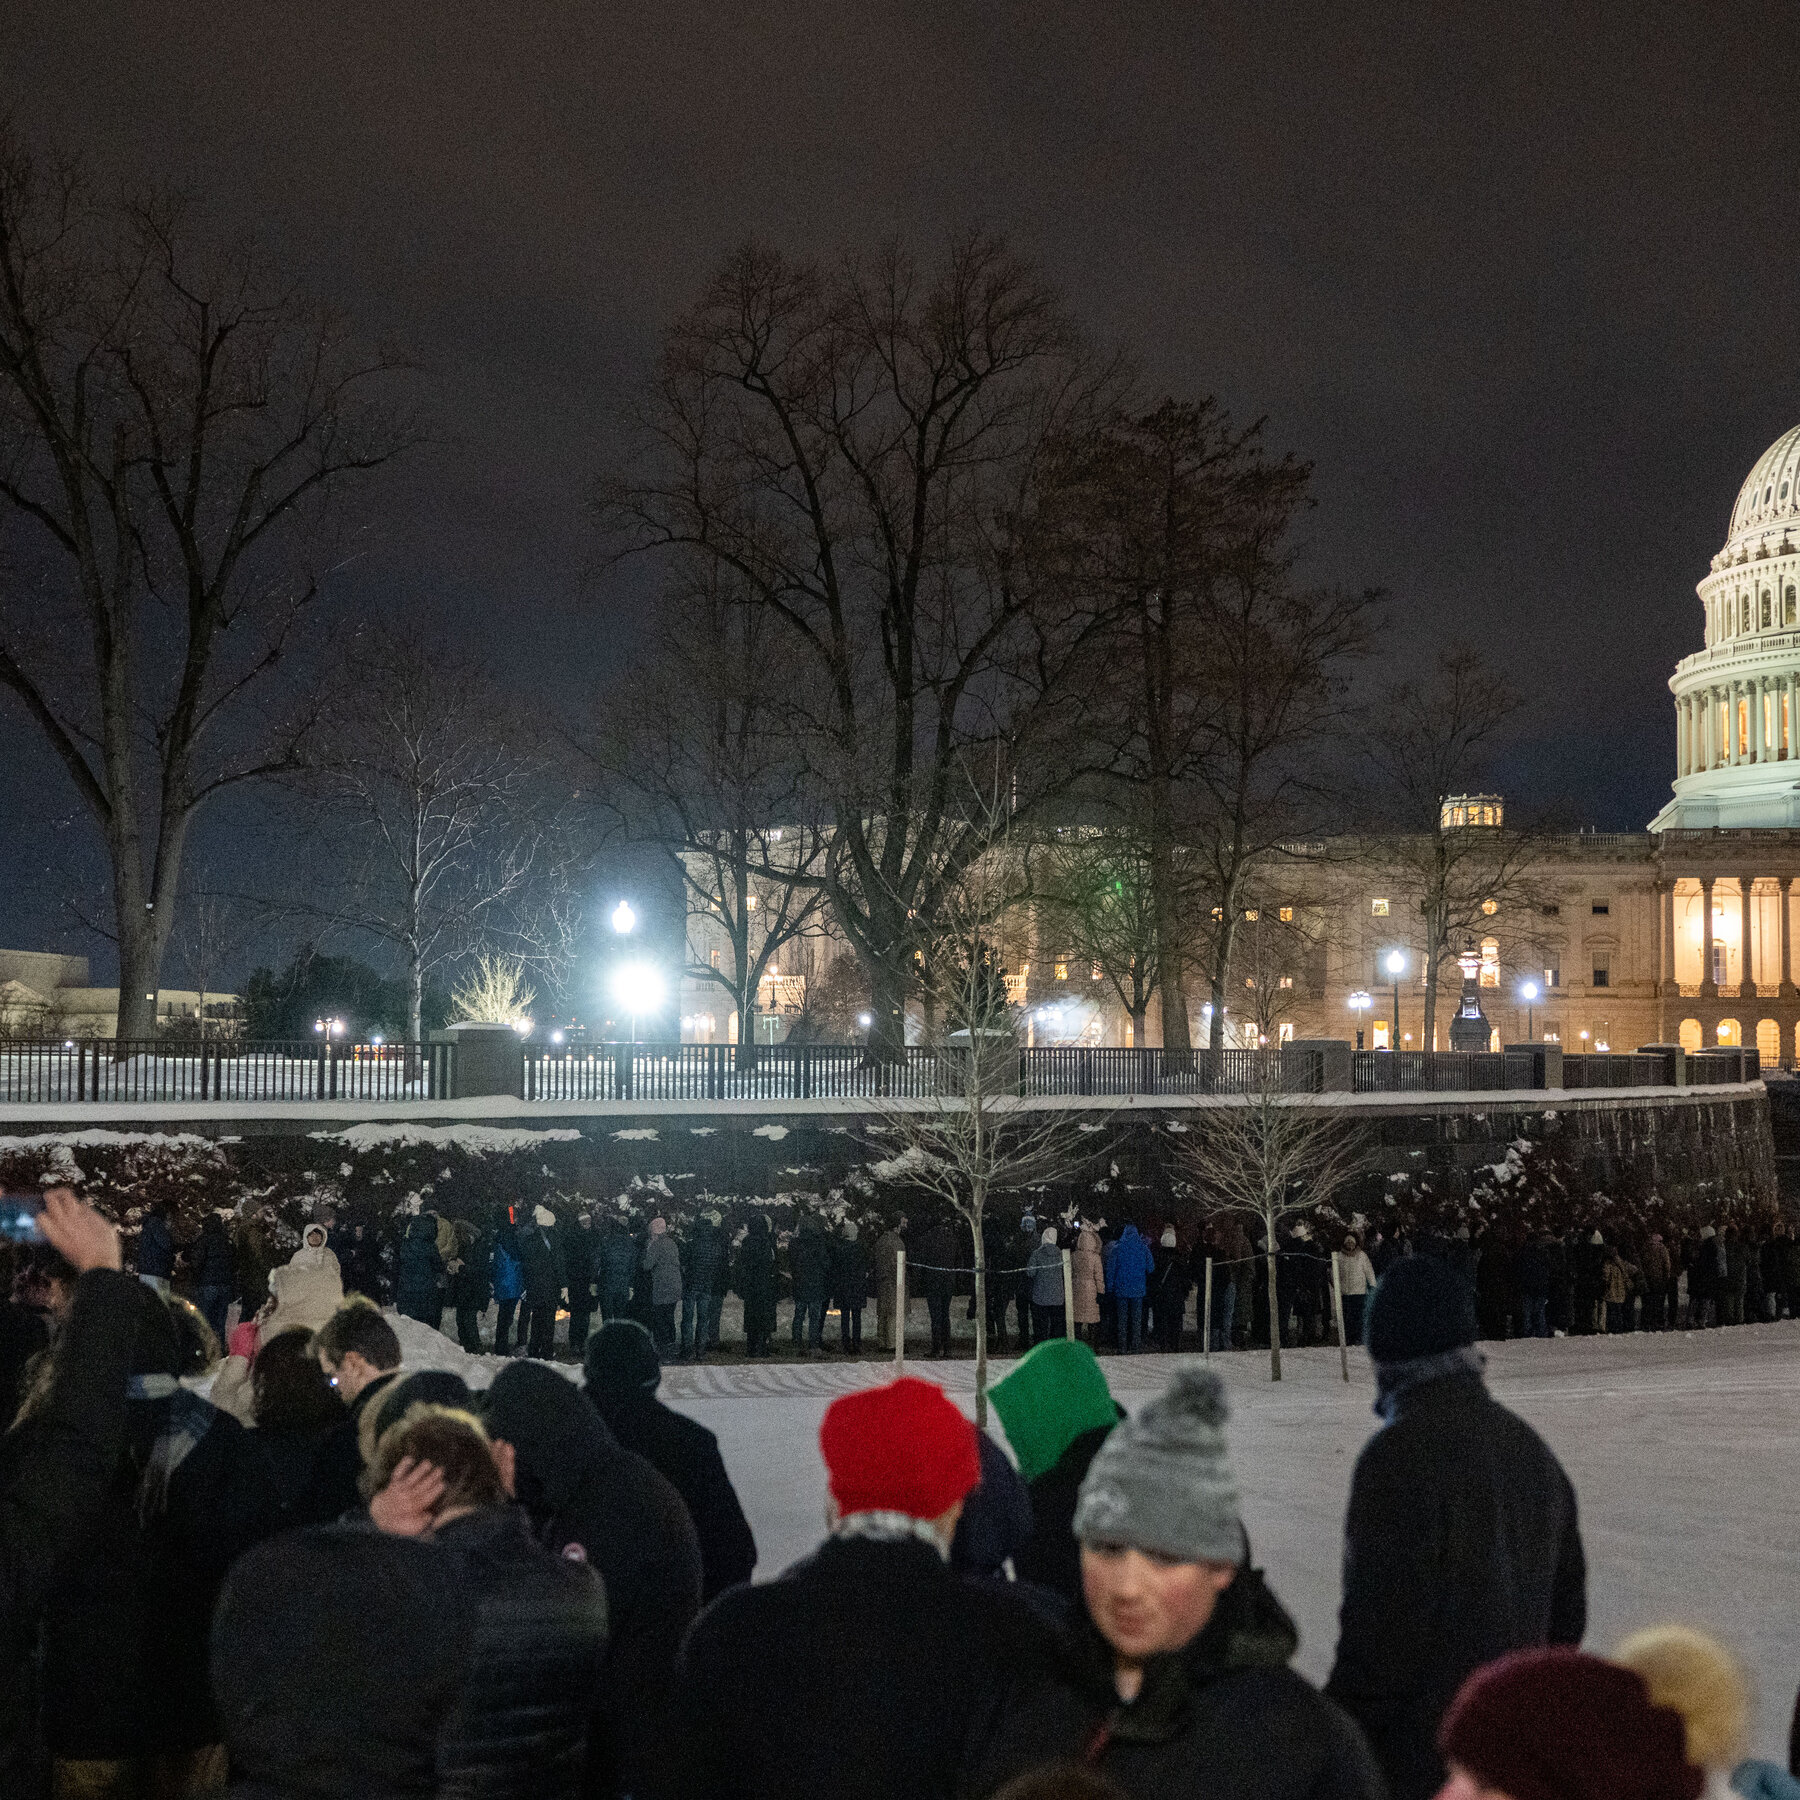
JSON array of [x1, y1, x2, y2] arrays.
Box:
[[599, 236, 1121, 1060], [585, 571, 830, 1058], [1230, 900, 1335, 1048], [1168, 1064, 1366, 1379], [1031, 826, 1167, 1045], [172, 872, 249, 1040], [870, 819, 1104, 1425], [449, 953, 536, 1026], [302, 627, 577, 1046], [0, 126, 414, 1041], [1360, 648, 1554, 1046]]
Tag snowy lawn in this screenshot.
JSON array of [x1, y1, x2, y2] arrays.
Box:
[[380, 1316, 1800, 1758]]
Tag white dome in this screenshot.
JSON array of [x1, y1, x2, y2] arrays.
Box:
[[1724, 424, 1800, 553]]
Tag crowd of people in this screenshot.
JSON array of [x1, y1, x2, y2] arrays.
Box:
[[1, 1181, 1796, 1800]]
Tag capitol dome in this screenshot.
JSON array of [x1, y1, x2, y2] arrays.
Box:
[[1651, 425, 1800, 831]]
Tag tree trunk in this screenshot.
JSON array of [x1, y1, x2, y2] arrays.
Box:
[[1209, 911, 1240, 1052], [738, 998, 759, 1068], [1422, 957, 1440, 1050], [408, 951, 425, 1048], [1265, 1208, 1283, 1381], [864, 956, 910, 1066], [1131, 1004, 1147, 1046], [1149, 825, 1192, 1064], [114, 909, 168, 1045], [971, 1209, 989, 1430]]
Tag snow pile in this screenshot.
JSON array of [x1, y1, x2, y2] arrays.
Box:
[[385, 1312, 581, 1391], [318, 1123, 583, 1154]]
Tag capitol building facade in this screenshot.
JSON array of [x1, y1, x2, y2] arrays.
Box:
[[684, 428, 1800, 1069]]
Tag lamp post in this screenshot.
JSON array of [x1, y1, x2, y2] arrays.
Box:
[[1384, 950, 1407, 1050], [1347, 989, 1372, 1050], [610, 963, 664, 1045], [1519, 979, 1539, 1043], [611, 900, 637, 936]]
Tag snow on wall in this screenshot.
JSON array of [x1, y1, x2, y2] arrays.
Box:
[[316, 1123, 583, 1154]]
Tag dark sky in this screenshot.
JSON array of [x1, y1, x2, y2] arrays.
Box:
[[8, 1, 1800, 974]]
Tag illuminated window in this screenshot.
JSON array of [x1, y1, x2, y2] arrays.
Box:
[[1244, 976, 1256, 989], [710, 949, 721, 969], [1278, 975, 1294, 989], [1545, 961, 1561, 988], [1481, 898, 1498, 916], [1279, 906, 1293, 923], [1090, 961, 1102, 981], [1054, 960, 1068, 982], [1371, 898, 1390, 916], [1278, 1022, 1294, 1042], [1479, 938, 1500, 987], [1245, 908, 1259, 922], [745, 894, 758, 911]]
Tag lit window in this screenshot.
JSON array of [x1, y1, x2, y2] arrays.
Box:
[[1244, 976, 1256, 989], [1278, 1023, 1295, 1043], [1245, 908, 1259, 922], [1480, 898, 1498, 916], [1278, 975, 1293, 989], [745, 894, 758, 911], [710, 949, 721, 969], [1371, 898, 1390, 916], [1054, 960, 1068, 982], [1279, 906, 1293, 923], [1479, 937, 1500, 987], [1091, 961, 1102, 981], [1545, 964, 1561, 988]]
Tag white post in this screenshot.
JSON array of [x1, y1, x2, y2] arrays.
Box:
[[894, 1248, 907, 1376], [1061, 1247, 1075, 1341], [1203, 1256, 1214, 1359], [1331, 1251, 1350, 1384]]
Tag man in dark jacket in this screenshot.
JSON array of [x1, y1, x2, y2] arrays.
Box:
[[395, 1214, 445, 1327], [788, 1217, 831, 1353], [0, 1191, 139, 1797], [191, 1212, 237, 1342], [598, 1217, 638, 1323], [970, 1366, 1382, 1800], [365, 1402, 609, 1800], [135, 1201, 176, 1291], [1326, 1254, 1586, 1800], [914, 1218, 957, 1358], [482, 1357, 701, 1800], [671, 1375, 1057, 1800], [682, 1211, 728, 1360], [305, 1298, 403, 1523], [520, 1205, 567, 1358], [585, 1320, 758, 1601], [564, 1212, 600, 1354], [831, 1221, 871, 1354]]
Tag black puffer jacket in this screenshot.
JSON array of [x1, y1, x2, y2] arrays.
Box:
[[966, 1565, 1384, 1800], [214, 1521, 472, 1800], [1326, 1370, 1585, 1800], [481, 1361, 701, 1800], [432, 1505, 610, 1800], [1013, 1419, 1120, 1606]]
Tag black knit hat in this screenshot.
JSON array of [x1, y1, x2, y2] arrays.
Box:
[[584, 1320, 661, 1397], [1365, 1255, 1478, 1362]]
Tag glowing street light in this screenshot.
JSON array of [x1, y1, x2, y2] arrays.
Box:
[[611, 900, 637, 935], [611, 962, 664, 1044], [1518, 979, 1540, 1042], [1347, 989, 1372, 1050], [313, 1017, 345, 1039], [1382, 950, 1407, 1050]]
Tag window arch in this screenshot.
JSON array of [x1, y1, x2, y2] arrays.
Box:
[[1757, 1019, 1781, 1063], [1762, 591, 1773, 628], [1716, 1018, 1741, 1047], [1679, 1018, 1702, 1053], [1787, 586, 1796, 625], [1742, 593, 1752, 631]]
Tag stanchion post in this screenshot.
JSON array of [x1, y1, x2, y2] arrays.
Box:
[[1061, 1247, 1075, 1341], [1331, 1249, 1350, 1384], [895, 1248, 907, 1376], [1203, 1256, 1214, 1359]]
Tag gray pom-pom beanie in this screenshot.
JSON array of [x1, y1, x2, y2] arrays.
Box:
[[1071, 1362, 1242, 1564]]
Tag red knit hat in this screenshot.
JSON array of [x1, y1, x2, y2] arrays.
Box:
[[1440, 1650, 1702, 1800], [819, 1377, 981, 1521]]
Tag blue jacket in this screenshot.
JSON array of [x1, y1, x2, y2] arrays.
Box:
[[491, 1233, 525, 1303], [1109, 1225, 1155, 1299]]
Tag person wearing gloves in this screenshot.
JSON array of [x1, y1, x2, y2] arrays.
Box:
[[1327, 1254, 1586, 1800], [969, 1363, 1383, 1800], [671, 1375, 1057, 1800], [1435, 1647, 1703, 1800]]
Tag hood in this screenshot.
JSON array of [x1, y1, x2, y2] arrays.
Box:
[[1120, 1224, 1142, 1245], [481, 1358, 621, 1513]]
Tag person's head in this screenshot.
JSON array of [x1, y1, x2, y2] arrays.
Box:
[[1613, 1627, 1750, 1771], [577, 1212, 593, 1230], [312, 1297, 402, 1402], [303, 1223, 327, 1250], [819, 1375, 980, 1552], [1021, 1212, 1036, 1235], [1073, 1364, 1243, 1666], [1160, 1226, 1177, 1248], [533, 1204, 557, 1229], [481, 1357, 619, 1515], [1365, 1254, 1479, 1362], [648, 1216, 667, 1236], [1344, 1234, 1359, 1252], [584, 1319, 661, 1406], [1041, 1226, 1057, 1247], [842, 1220, 859, 1241], [988, 1338, 1119, 1484], [253, 1328, 343, 1432], [368, 1405, 507, 1525], [360, 1370, 475, 1474], [1436, 1648, 1701, 1800]]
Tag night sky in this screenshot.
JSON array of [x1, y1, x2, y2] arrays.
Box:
[[7, 2, 1800, 973]]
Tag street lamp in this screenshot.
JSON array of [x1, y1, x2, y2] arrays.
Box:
[[1347, 989, 1372, 1050], [611, 900, 637, 936], [312, 1017, 344, 1039], [611, 962, 664, 1044], [1383, 950, 1407, 1050], [1518, 979, 1539, 1043]]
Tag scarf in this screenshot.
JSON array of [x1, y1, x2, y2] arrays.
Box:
[[831, 1509, 951, 1562], [1372, 1345, 1486, 1421]]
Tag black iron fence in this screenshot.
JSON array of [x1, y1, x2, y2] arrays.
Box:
[[0, 1038, 1758, 1106]]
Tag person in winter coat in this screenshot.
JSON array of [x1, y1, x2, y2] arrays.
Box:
[[683, 1211, 728, 1360], [1109, 1225, 1154, 1352], [1072, 1221, 1105, 1347], [1027, 1227, 1066, 1342], [915, 1218, 959, 1359], [1326, 1255, 1586, 1800], [832, 1220, 871, 1353], [731, 1215, 779, 1357], [598, 1216, 638, 1323], [0, 1192, 139, 1796], [304, 1299, 403, 1524], [640, 1215, 683, 1355], [339, 1220, 384, 1301], [212, 1225, 346, 1424], [520, 1205, 567, 1358], [969, 1365, 1385, 1800], [40, 1286, 274, 1795], [364, 1402, 610, 1800], [586, 1319, 758, 1601], [988, 1339, 1123, 1606], [191, 1212, 237, 1342], [1641, 1232, 1674, 1332], [481, 1358, 701, 1800], [950, 1431, 1038, 1588], [395, 1213, 446, 1328], [1437, 1648, 1703, 1800], [1149, 1228, 1190, 1351], [789, 1216, 832, 1353], [1514, 1234, 1554, 1339], [490, 1221, 526, 1352], [671, 1375, 1059, 1800], [448, 1218, 493, 1353], [875, 1217, 908, 1351], [563, 1212, 600, 1354], [244, 1327, 343, 1526], [1335, 1237, 1377, 1348], [135, 1202, 176, 1292]]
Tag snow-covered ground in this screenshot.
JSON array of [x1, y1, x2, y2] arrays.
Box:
[[378, 1316, 1800, 1757]]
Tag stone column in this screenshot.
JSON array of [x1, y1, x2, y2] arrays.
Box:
[[1701, 875, 1718, 998], [1728, 684, 1740, 764], [1784, 876, 1797, 1000], [1740, 874, 1756, 995]]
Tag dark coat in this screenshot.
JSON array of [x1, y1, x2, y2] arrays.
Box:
[[0, 1270, 139, 1794], [830, 1234, 871, 1309], [451, 1231, 495, 1311], [915, 1222, 958, 1302], [136, 1211, 176, 1278], [598, 1227, 638, 1300], [588, 1386, 757, 1602], [563, 1225, 599, 1307], [193, 1216, 237, 1289], [213, 1521, 472, 1800], [1326, 1371, 1586, 1800], [1015, 1419, 1118, 1605], [0, 1300, 48, 1423], [687, 1221, 728, 1297], [481, 1360, 701, 1800], [395, 1217, 445, 1319], [432, 1506, 610, 1800], [788, 1225, 831, 1301], [299, 1368, 400, 1526], [519, 1224, 567, 1307], [968, 1566, 1385, 1800], [734, 1224, 778, 1334], [672, 1532, 1060, 1800]]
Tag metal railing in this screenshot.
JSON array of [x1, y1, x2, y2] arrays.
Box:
[[0, 1039, 455, 1104]]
